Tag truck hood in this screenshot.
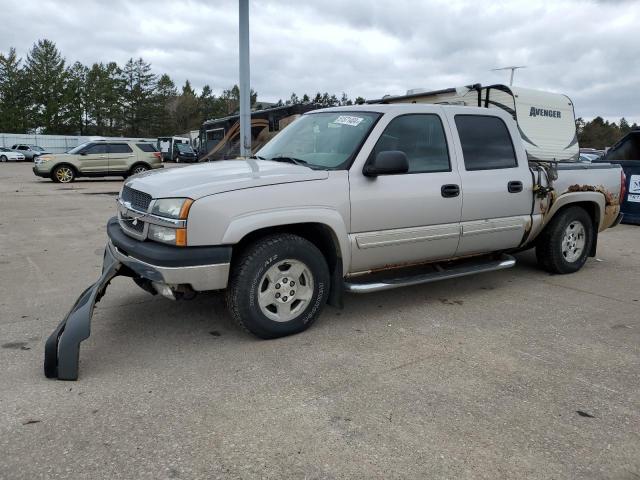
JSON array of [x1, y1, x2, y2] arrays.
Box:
[[125, 160, 329, 199]]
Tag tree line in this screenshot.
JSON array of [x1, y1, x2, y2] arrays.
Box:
[[0, 39, 365, 137], [3, 39, 635, 146], [576, 116, 637, 150]]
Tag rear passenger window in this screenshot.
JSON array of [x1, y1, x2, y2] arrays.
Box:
[[371, 114, 450, 173], [109, 143, 133, 153], [136, 143, 157, 152], [455, 115, 517, 170]]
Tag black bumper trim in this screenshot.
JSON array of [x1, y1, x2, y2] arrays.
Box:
[[107, 217, 231, 268]]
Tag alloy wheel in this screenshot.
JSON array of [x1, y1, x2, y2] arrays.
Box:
[[257, 259, 314, 322], [55, 166, 74, 183], [561, 220, 586, 263]]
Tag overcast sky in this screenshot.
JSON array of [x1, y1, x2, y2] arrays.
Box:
[[2, 0, 639, 123]]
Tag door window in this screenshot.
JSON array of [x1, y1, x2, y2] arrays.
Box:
[[371, 114, 450, 173], [83, 144, 108, 154], [455, 115, 517, 170], [108, 143, 133, 153]]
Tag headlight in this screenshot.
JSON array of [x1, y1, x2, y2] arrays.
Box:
[[148, 224, 187, 246], [151, 198, 193, 219], [35, 155, 52, 164]]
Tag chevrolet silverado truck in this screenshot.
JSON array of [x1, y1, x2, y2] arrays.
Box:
[[45, 104, 625, 380]]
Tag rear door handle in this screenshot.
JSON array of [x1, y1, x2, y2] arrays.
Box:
[[441, 184, 460, 198], [508, 181, 523, 193]]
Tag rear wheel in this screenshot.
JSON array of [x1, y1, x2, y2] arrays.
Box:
[[52, 164, 75, 183], [226, 234, 330, 339], [0, 155, 7, 162], [130, 164, 149, 176], [536, 206, 594, 274]]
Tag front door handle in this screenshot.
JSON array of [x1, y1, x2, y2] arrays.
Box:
[[508, 181, 523, 193], [441, 184, 460, 198]]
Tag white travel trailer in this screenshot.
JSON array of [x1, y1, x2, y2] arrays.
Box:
[[371, 84, 579, 162]]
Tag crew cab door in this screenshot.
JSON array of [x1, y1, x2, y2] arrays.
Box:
[[349, 112, 463, 273], [77, 143, 108, 173], [447, 112, 532, 256], [107, 143, 134, 174]]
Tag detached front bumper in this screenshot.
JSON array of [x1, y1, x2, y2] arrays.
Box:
[[44, 218, 232, 380]]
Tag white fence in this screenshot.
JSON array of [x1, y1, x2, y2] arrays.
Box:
[[0, 133, 156, 153]]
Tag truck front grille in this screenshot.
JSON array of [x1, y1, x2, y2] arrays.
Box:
[[121, 185, 152, 211], [121, 216, 144, 233]]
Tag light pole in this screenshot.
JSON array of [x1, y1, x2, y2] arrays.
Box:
[[239, 0, 251, 158]]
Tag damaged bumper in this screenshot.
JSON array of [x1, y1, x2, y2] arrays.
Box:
[[44, 218, 232, 380]]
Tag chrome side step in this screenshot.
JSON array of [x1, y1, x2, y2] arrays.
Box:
[[344, 254, 516, 294]]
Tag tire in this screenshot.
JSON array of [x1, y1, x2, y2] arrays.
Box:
[[0, 155, 6, 162], [535, 206, 594, 274], [52, 164, 75, 183], [130, 163, 149, 176], [226, 234, 330, 339]]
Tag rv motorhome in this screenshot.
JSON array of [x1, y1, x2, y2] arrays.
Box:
[[370, 84, 579, 162]]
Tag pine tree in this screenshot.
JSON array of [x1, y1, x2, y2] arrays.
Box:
[[152, 73, 177, 135], [24, 39, 67, 133], [61, 61, 89, 134], [175, 79, 199, 132], [121, 57, 157, 136], [86, 62, 124, 135], [0, 48, 29, 132]]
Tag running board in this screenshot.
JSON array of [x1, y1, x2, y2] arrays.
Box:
[[344, 254, 516, 294]]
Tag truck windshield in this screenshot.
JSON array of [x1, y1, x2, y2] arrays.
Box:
[[256, 111, 380, 169]]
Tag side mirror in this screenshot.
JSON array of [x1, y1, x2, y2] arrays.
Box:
[[80, 152, 87, 156], [363, 151, 409, 177]]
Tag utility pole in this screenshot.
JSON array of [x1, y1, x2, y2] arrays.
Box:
[[239, 0, 251, 158], [491, 66, 526, 86]]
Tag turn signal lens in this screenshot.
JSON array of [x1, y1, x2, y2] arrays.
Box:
[[176, 228, 187, 246], [178, 199, 193, 220]]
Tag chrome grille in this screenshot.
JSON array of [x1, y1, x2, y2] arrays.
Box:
[[121, 216, 144, 233], [121, 185, 152, 211]]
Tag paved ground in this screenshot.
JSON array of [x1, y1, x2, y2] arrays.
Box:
[[0, 161, 638, 479]]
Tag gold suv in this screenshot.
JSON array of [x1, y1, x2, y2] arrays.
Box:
[[33, 140, 163, 183]]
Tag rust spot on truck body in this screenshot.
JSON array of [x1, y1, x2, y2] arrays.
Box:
[[566, 184, 619, 206], [562, 184, 620, 230]]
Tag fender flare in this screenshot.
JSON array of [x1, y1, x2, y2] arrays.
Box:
[[544, 191, 606, 230], [221, 207, 351, 272]]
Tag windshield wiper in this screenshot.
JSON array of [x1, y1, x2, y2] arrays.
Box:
[[269, 156, 309, 166], [249, 155, 267, 160]]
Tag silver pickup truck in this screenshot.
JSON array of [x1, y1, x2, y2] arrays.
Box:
[[45, 104, 625, 379]]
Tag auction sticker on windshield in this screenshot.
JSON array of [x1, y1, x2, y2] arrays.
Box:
[[333, 115, 364, 127], [628, 175, 640, 203]]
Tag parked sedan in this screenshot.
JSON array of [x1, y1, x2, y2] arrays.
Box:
[[11, 144, 49, 161], [0, 147, 26, 162]]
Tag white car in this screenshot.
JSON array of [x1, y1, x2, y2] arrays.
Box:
[[0, 147, 26, 162]]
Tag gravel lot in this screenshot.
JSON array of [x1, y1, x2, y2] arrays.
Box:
[[0, 161, 639, 479]]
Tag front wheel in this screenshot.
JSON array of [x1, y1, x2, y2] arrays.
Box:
[[226, 234, 330, 339], [536, 206, 594, 274], [52, 164, 75, 183]]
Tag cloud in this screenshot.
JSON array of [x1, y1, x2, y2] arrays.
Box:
[[1, 0, 639, 122]]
